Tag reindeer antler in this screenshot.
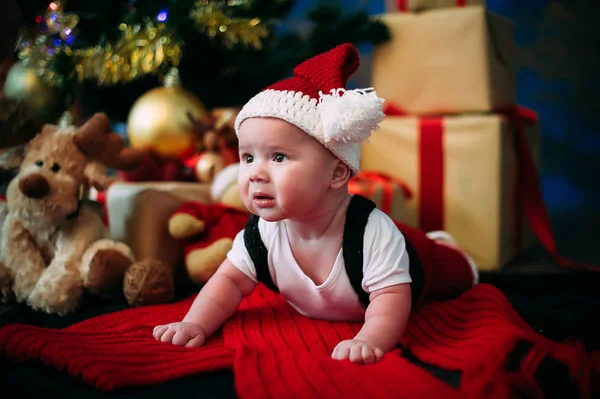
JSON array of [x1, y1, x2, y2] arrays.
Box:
[[73, 113, 144, 171]]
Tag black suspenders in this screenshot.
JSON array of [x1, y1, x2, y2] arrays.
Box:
[[242, 195, 424, 309], [341, 195, 376, 308], [244, 214, 279, 293]]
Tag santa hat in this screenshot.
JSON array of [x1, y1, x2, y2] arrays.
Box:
[[234, 43, 385, 174], [210, 162, 239, 201]]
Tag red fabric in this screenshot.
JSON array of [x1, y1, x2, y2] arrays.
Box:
[[397, 221, 476, 302], [267, 43, 359, 101], [0, 284, 596, 398], [418, 118, 445, 232], [172, 202, 250, 256]]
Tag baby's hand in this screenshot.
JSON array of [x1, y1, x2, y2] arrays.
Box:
[[153, 322, 206, 348], [331, 339, 384, 364]]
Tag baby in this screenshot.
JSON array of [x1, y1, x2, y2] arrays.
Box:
[[154, 43, 478, 364]]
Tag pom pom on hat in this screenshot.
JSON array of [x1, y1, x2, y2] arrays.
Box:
[[234, 43, 385, 174], [318, 87, 385, 143]]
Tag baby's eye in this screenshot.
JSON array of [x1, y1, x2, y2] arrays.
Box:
[[273, 153, 287, 163], [243, 154, 254, 163]]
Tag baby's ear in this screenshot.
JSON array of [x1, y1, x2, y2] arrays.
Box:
[[331, 160, 351, 189], [0, 144, 25, 170]]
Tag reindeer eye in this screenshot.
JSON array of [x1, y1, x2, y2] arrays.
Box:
[[50, 163, 60, 173], [35, 160, 43, 167]]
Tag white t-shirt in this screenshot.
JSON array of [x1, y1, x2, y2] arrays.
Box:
[[227, 208, 412, 321]]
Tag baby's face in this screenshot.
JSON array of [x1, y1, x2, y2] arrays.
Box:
[[237, 117, 338, 221]]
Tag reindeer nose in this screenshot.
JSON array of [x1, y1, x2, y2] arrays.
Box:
[[19, 173, 50, 199]]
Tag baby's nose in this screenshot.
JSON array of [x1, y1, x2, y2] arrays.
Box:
[[249, 163, 268, 182]]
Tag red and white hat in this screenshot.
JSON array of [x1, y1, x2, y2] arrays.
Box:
[[234, 43, 385, 174]]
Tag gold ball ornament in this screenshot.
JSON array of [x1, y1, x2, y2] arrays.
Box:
[[126, 68, 210, 159], [3, 61, 62, 123], [195, 152, 225, 183]]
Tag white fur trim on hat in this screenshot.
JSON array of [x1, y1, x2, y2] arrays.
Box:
[[234, 88, 384, 174], [210, 163, 239, 201]]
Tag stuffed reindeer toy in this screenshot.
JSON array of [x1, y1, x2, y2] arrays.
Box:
[[0, 112, 161, 315]]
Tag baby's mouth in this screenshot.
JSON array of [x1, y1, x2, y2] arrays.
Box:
[[252, 192, 275, 208], [253, 193, 273, 200]]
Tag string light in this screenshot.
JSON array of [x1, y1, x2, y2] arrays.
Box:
[[157, 9, 168, 22]]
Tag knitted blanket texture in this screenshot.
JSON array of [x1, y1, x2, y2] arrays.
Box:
[[0, 284, 596, 398]]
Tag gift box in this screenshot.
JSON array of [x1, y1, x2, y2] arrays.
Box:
[[360, 108, 540, 270], [385, 0, 483, 13], [103, 182, 212, 267], [372, 6, 515, 115], [349, 171, 412, 222]]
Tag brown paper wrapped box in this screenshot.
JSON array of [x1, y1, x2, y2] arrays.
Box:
[[372, 6, 515, 115], [360, 111, 540, 270], [385, 0, 483, 12], [104, 182, 212, 268]]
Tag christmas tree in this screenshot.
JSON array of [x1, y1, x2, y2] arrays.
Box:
[[12, 0, 390, 122]]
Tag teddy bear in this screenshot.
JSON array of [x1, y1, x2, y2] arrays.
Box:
[[0, 112, 172, 315], [168, 163, 250, 285]]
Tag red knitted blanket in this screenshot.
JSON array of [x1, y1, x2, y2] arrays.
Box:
[[0, 284, 596, 398]]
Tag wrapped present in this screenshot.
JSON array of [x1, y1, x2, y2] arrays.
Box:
[[89, 182, 117, 226], [360, 107, 540, 270], [372, 6, 515, 115], [103, 182, 212, 267], [349, 171, 412, 222], [385, 0, 483, 12]]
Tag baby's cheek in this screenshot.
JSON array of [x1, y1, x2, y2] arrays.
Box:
[[236, 183, 253, 209]]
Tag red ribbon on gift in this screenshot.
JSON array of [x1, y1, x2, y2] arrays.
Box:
[[349, 171, 412, 217], [383, 102, 598, 272], [396, 0, 466, 12], [496, 106, 598, 272], [89, 187, 110, 227]]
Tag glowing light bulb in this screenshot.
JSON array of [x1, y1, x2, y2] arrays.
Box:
[[157, 9, 168, 22]]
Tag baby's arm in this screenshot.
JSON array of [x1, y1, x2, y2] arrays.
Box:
[[153, 258, 256, 347], [332, 283, 411, 363]]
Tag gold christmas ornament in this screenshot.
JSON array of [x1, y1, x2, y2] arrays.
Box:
[[195, 152, 225, 183], [126, 68, 210, 159], [3, 61, 62, 123]]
